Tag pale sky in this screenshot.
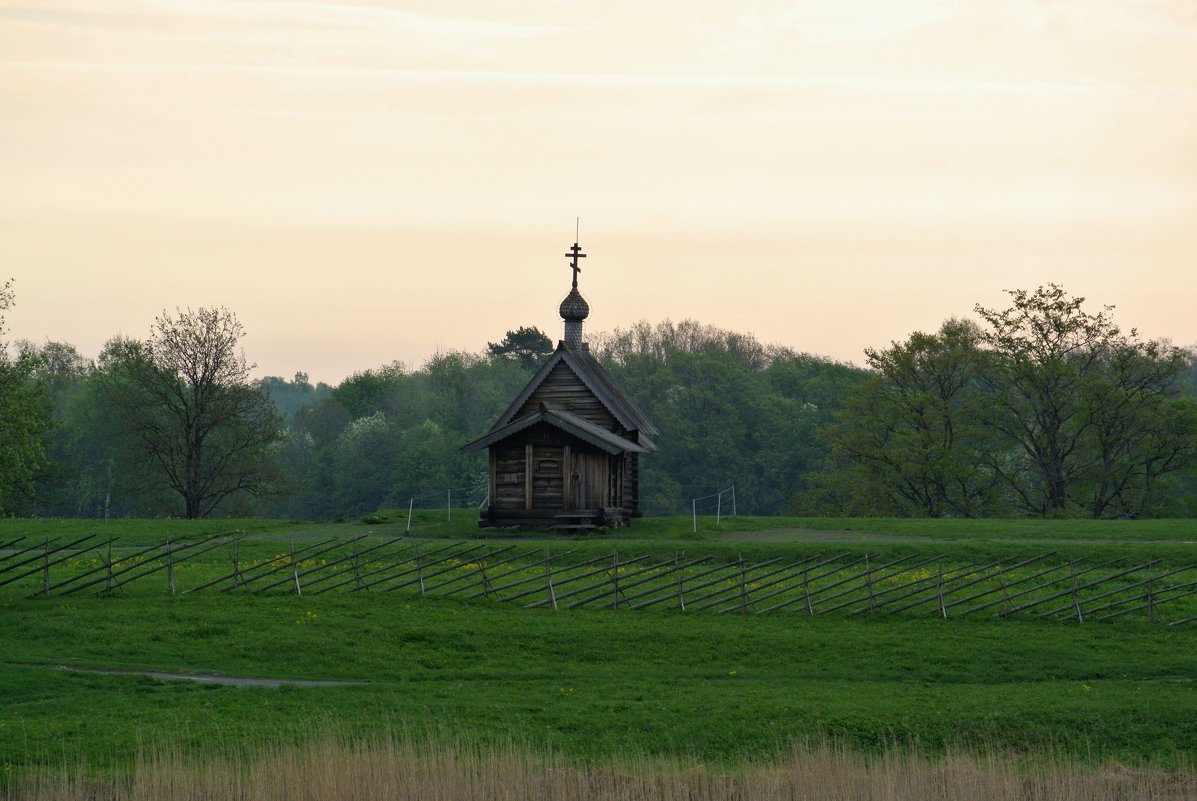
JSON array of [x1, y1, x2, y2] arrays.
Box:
[[2, 1, 1195, 383]]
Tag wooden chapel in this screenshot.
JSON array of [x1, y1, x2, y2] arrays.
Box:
[[463, 242, 658, 530]]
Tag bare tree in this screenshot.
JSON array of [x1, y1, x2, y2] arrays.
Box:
[[106, 307, 282, 518]]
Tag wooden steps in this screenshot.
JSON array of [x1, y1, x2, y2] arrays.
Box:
[[551, 511, 600, 533]]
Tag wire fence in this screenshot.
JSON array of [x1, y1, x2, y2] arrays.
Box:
[[396, 479, 741, 526], [690, 485, 736, 532], [398, 479, 742, 533], [5, 537, 1196, 625], [399, 484, 489, 530]]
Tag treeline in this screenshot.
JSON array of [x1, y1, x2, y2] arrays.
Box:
[[260, 319, 866, 518], [1, 281, 1195, 520]]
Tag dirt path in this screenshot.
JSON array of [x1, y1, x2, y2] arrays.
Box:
[[55, 665, 360, 687]]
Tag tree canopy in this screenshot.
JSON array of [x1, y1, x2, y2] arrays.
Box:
[[596, 319, 869, 514], [487, 326, 553, 370], [825, 285, 1197, 518]]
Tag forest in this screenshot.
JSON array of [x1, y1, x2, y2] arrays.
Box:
[[1, 282, 1195, 520]]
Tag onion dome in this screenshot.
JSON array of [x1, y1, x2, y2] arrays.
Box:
[[559, 287, 590, 322]]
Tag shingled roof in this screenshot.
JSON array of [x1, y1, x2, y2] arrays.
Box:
[[485, 342, 658, 446], [462, 407, 649, 455]]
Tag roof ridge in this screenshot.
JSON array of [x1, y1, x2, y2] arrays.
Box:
[[487, 344, 658, 439], [569, 348, 659, 437], [486, 349, 567, 433]]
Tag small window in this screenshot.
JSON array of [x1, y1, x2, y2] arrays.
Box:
[[537, 459, 559, 474]]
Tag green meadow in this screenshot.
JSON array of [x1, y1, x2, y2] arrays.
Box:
[[2, 516, 1196, 782]]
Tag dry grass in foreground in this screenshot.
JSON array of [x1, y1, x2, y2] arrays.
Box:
[[8, 735, 1195, 801]]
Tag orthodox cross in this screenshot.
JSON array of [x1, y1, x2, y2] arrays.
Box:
[[564, 242, 586, 288]]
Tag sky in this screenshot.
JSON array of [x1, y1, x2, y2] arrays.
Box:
[[2, 0, 1195, 384]]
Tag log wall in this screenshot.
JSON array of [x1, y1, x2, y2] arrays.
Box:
[[492, 443, 527, 511], [516, 362, 618, 429]]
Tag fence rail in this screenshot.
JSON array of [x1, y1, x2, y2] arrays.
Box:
[[4, 538, 1196, 625]]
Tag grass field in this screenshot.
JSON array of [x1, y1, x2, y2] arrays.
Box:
[[3, 515, 1196, 794]]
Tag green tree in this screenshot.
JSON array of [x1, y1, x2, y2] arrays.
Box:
[[487, 326, 553, 369], [1079, 339, 1197, 517], [332, 362, 406, 420], [824, 319, 1003, 517], [388, 419, 461, 504], [9, 340, 92, 515], [325, 412, 401, 515], [0, 280, 52, 512], [256, 372, 332, 422], [598, 321, 867, 515], [974, 284, 1195, 517], [53, 343, 151, 517], [102, 308, 283, 518], [423, 350, 527, 438]]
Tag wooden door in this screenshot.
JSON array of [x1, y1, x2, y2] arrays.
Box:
[[531, 445, 564, 511], [570, 450, 597, 510]]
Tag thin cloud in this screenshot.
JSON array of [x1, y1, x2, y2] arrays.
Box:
[[6, 58, 1192, 102], [0, 0, 570, 39]]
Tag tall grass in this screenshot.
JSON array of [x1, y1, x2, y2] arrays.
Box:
[[8, 733, 1193, 801]]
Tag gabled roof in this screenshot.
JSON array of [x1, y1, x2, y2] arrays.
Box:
[[488, 343, 659, 439], [462, 408, 649, 455]]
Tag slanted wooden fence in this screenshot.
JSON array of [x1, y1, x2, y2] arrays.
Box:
[[3, 537, 1196, 625]]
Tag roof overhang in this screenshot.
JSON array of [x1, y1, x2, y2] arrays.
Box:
[[462, 408, 650, 455]]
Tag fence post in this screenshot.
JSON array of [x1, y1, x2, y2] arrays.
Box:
[[612, 550, 620, 610], [232, 536, 242, 590], [166, 539, 175, 595], [804, 565, 813, 615], [474, 553, 490, 599], [865, 554, 875, 612], [937, 561, 946, 619], [692, 499, 697, 534], [676, 552, 686, 611], [1147, 564, 1154, 623], [738, 555, 748, 614], [291, 541, 302, 595], [407, 498, 414, 533], [1070, 561, 1083, 623], [545, 548, 558, 610], [731, 485, 737, 516], [716, 491, 722, 527]]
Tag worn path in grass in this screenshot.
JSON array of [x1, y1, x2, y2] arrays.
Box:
[[54, 665, 361, 687]]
